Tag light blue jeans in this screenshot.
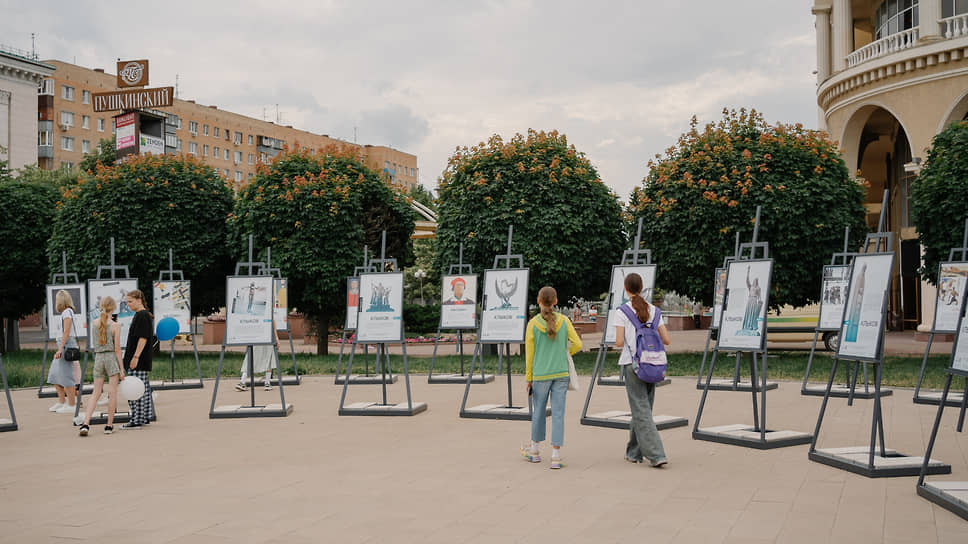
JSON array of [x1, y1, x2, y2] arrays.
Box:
[[531, 377, 569, 447]]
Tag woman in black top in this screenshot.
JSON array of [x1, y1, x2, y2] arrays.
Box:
[[122, 289, 154, 429]]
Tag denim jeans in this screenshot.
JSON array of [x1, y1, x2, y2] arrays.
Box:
[[531, 377, 569, 447], [623, 364, 666, 462]]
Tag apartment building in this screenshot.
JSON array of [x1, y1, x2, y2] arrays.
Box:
[[0, 47, 54, 171], [37, 60, 419, 188]]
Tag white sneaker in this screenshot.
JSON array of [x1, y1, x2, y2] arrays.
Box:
[[55, 404, 76, 414], [49, 402, 64, 412]]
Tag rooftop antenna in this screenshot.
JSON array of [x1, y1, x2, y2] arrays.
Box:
[[30, 33, 35, 59], [175, 74, 179, 99], [275, 104, 280, 124]]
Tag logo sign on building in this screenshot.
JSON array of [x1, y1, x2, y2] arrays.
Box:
[[115, 112, 136, 151], [116, 59, 149, 88], [92, 86, 173, 113], [139, 134, 165, 155]]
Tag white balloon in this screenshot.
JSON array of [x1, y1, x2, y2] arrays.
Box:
[[118, 376, 145, 402]]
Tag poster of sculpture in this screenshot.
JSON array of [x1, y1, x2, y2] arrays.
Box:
[[440, 274, 478, 329], [818, 265, 849, 330], [274, 278, 289, 331], [88, 279, 139, 349], [712, 267, 727, 330], [718, 260, 773, 351], [344, 277, 360, 330], [837, 253, 895, 360], [225, 276, 274, 345], [46, 284, 88, 341], [479, 268, 529, 343], [356, 272, 404, 343], [153, 280, 191, 334], [603, 265, 656, 344], [951, 290, 968, 373], [933, 262, 968, 333]]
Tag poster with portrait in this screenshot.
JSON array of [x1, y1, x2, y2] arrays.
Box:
[[837, 253, 895, 361], [356, 272, 404, 343], [479, 268, 529, 343], [153, 280, 191, 334], [46, 283, 88, 341], [603, 265, 656, 344], [712, 267, 727, 330], [345, 277, 360, 330], [718, 260, 773, 351], [818, 265, 849, 330], [225, 276, 274, 345], [88, 279, 139, 349], [273, 278, 289, 331], [951, 290, 968, 373], [440, 274, 478, 329], [933, 262, 968, 333]]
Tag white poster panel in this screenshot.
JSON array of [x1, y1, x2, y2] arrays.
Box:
[[951, 290, 968, 373], [818, 265, 849, 330], [718, 260, 773, 351], [46, 284, 88, 341], [356, 272, 404, 343], [88, 279, 139, 349], [225, 276, 274, 345], [344, 277, 360, 330], [838, 253, 895, 360], [273, 278, 289, 331], [712, 267, 727, 330], [934, 262, 968, 333], [440, 274, 478, 329], [153, 280, 191, 334], [603, 265, 656, 344], [479, 269, 530, 343]]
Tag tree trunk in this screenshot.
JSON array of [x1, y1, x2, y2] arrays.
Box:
[[315, 314, 329, 356], [0, 318, 16, 354]]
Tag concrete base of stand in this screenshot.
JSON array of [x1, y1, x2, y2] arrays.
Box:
[[918, 482, 968, 521], [693, 423, 812, 449], [461, 404, 550, 421], [809, 446, 950, 478], [696, 379, 778, 392], [210, 403, 294, 418], [429, 373, 495, 384], [802, 383, 892, 399], [581, 411, 688, 430], [339, 401, 427, 416]]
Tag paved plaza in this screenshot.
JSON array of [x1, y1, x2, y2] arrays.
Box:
[[2, 343, 968, 543]]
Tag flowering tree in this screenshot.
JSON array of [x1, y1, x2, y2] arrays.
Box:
[[628, 109, 868, 309], [436, 129, 625, 302]]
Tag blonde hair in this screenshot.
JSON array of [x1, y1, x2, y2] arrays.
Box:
[[55, 290, 75, 313], [97, 296, 116, 346], [537, 286, 558, 340]]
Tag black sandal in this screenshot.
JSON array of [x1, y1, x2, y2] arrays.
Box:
[[78, 424, 89, 436]]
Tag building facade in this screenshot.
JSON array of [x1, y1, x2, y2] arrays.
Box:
[[0, 48, 54, 171], [813, 0, 968, 331], [37, 60, 419, 189]]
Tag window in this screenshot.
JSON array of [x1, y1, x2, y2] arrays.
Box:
[[82, 140, 90, 153], [203, 144, 209, 157], [177, 138, 182, 151], [248, 153, 254, 165], [61, 85, 75, 101], [39, 79, 54, 95], [234, 151, 242, 164], [203, 124, 209, 136], [234, 171, 243, 182], [81, 90, 90, 104], [61, 161, 74, 170], [224, 149, 229, 160], [189, 121, 198, 135], [384, 161, 390, 170], [61, 136, 74, 151], [81, 115, 90, 129], [223, 168, 229, 177], [60, 111, 74, 127], [224, 128, 230, 141], [943, 0, 968, 18], [214, 146, 220, 158], [189, 142, 198, 155], [248, 135, 253, 145], [248, 172, 253, 180], [234, 131, 242, 144], [166, 134, 177, 148], [875, 0, 919, 39], [260, 152, 268, 163], [97, 118, 105, 132], [214, 127, 220, 138], [38, 131, 53, 146]]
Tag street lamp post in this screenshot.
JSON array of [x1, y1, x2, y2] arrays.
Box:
[[414, 269, 426, 305]]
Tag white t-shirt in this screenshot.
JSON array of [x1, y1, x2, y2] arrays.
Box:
[[61, 308, 76, 338], [614, 301, 658, 366]]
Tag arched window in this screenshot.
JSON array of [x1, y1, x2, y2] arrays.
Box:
[[875, 0, 920, 40]]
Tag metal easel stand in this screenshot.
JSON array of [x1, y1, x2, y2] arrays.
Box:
[[259, 248, 301, 387], [0, 352, 18, 431], [38, 252, 94, 398], [338, 340, 425, 416], [153, 249, 204, 391], [335, 247, 395, 385], [916, 368, 968, 519]]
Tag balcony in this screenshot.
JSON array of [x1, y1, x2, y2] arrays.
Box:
[[942, 13, 968, 38], [847, 28, 919, 68], [38, 145, 53, 159]]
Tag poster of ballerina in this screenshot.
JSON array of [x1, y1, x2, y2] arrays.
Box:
[[479, 268, 530, 343], [153, 280, 192, 334], [440, 274, 478, 329], [818, 265, 849, 330], [225, 276, 274, 345], [933, 262, 968, 333], [837, 253, 895, 361], [356, 272, 404, 343], [46, 283, 88, 341], [718, 260, 773, 351], [951, 290, 968, 373], [603, 265, 656, 344], [88, 279, 140, 349], [712, 267, 727, 330]]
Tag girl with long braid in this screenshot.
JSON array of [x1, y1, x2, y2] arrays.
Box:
[[78, 297, 124, 436]]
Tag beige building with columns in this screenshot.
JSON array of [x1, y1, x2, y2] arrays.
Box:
[[0, 47, 54, 171], [813, 0, 968, 331]]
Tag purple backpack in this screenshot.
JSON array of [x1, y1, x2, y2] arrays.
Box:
[[618, 304, 667, 383]]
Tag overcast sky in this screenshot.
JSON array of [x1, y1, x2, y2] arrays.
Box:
[[2, 0, 819, 201]]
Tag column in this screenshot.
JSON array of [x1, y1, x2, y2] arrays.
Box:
[[919, 0, 943, 41], [832, 0, 852, 72], [814, 7, 832, 82]]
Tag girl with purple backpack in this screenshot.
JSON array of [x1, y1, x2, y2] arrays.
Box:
[[613, 273, 671, 467]]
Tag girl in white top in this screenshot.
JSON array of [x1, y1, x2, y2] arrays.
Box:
[[47, 290, 80, 414]]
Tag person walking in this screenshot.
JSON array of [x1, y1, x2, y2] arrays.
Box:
[[614, 273, 670, 467], [48, 290, 81, 414], [122, 290, 154, 429], [78, 296, 124, 436], [521, 286, 582, 469]]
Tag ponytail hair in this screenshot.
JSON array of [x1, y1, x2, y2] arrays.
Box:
[[537, 286, 558, 340], [128, 289, 153, 319], [623, 273, 651, 324], [98, 296, 116, 346]]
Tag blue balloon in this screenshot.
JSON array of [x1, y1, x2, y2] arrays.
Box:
[[156, 317, 180, 341]]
